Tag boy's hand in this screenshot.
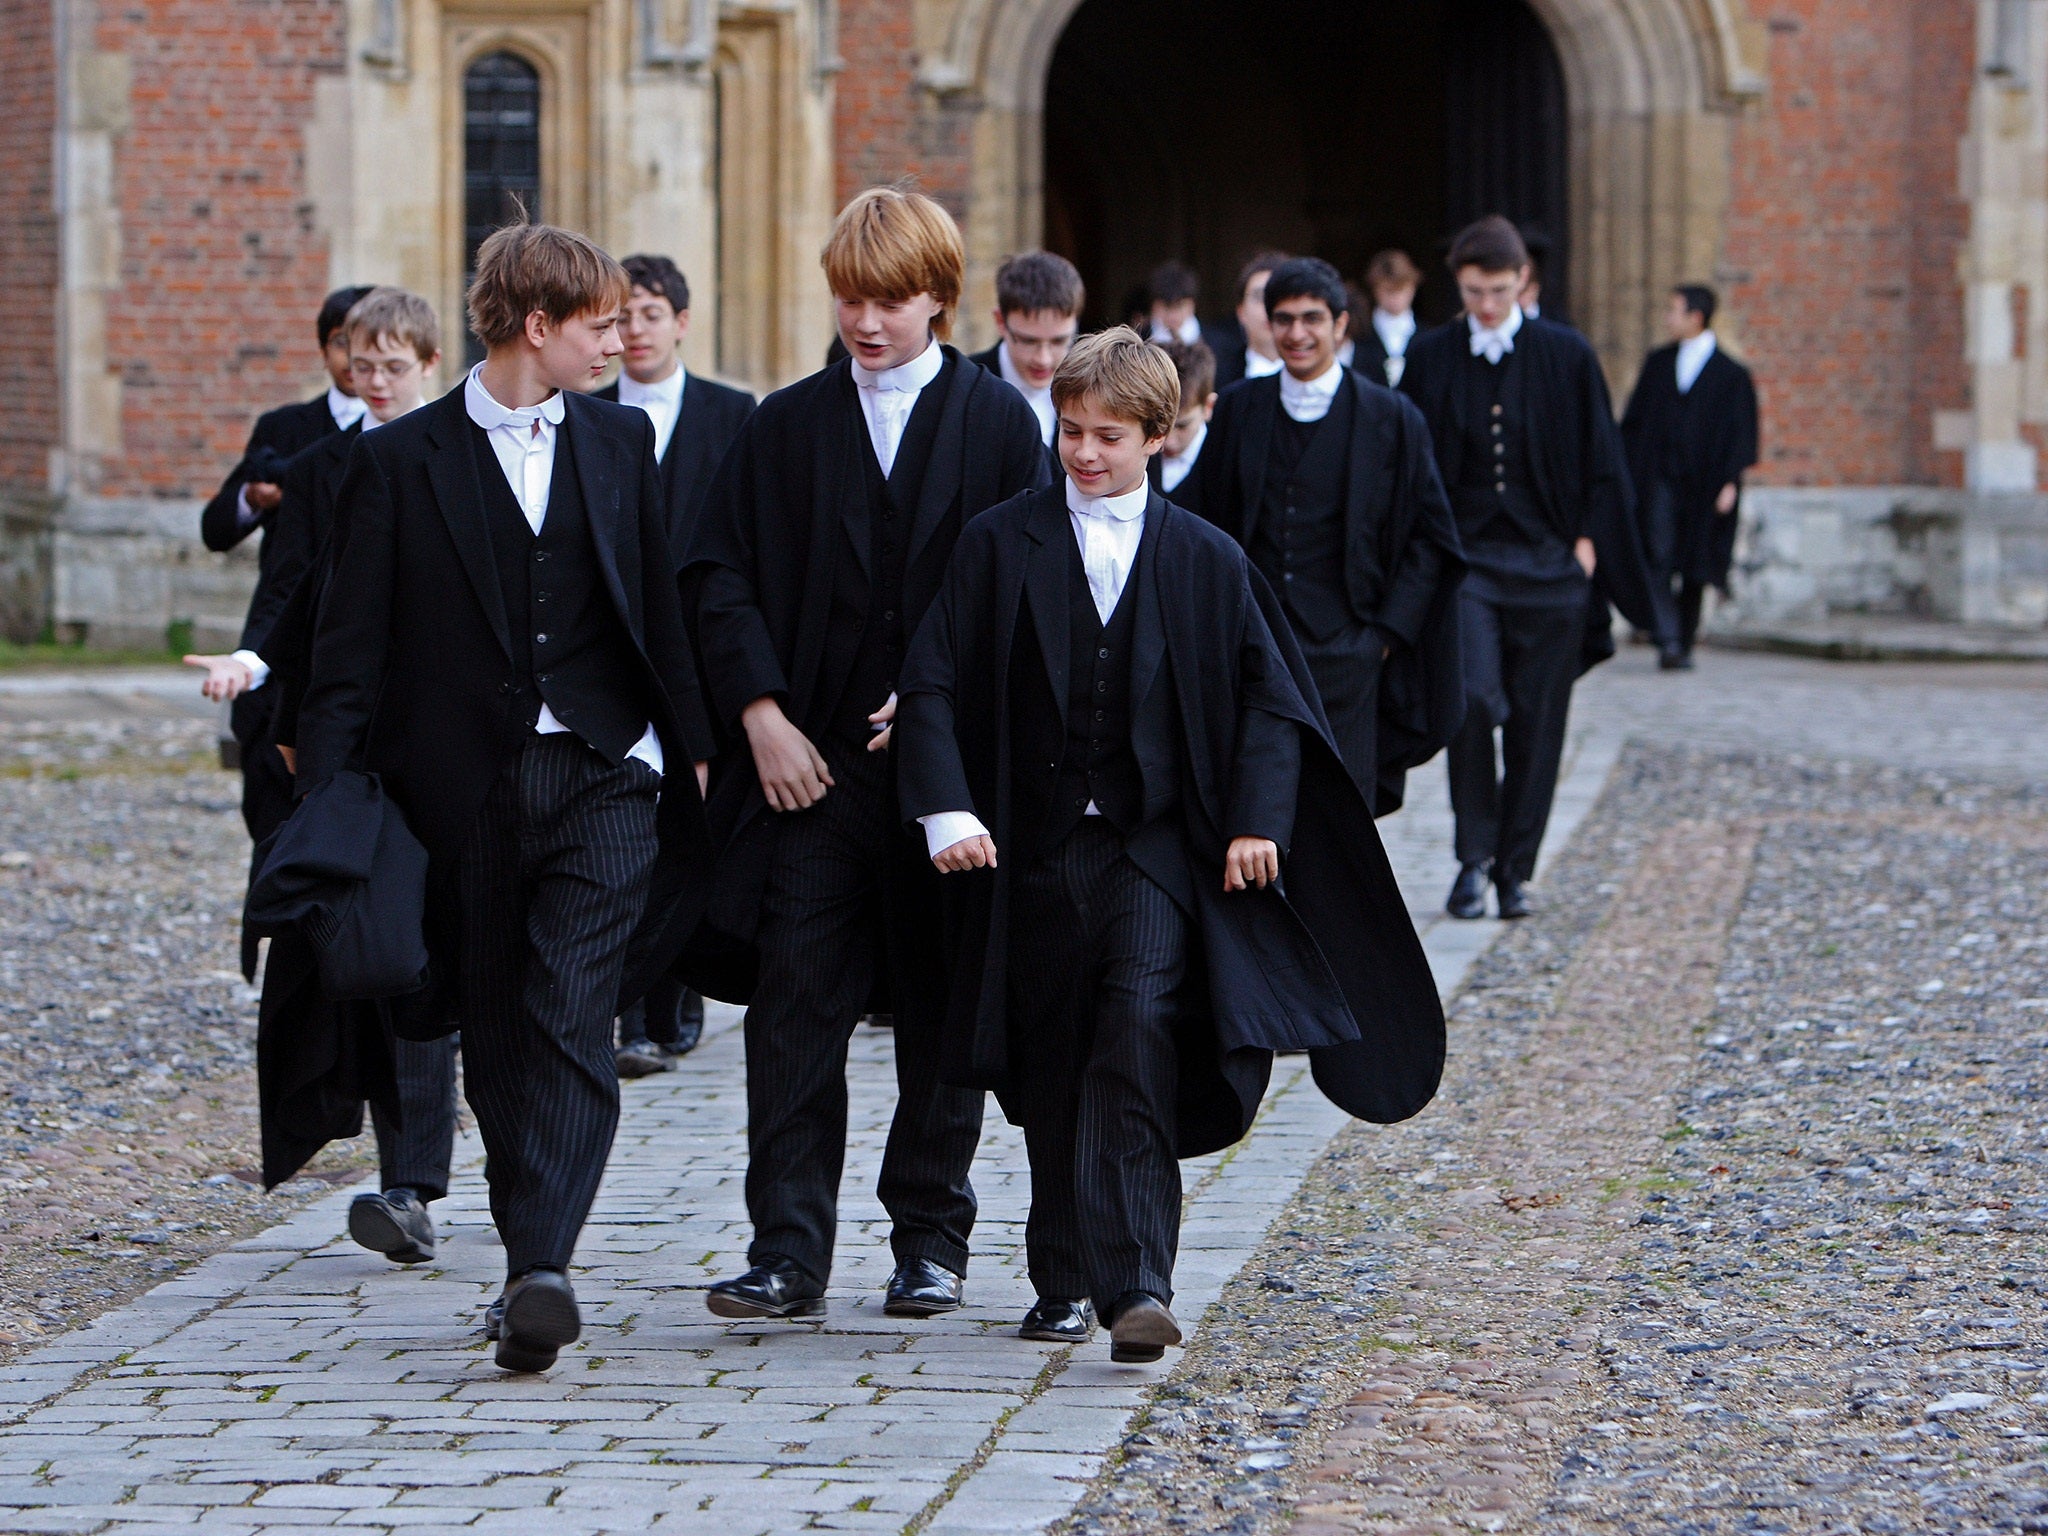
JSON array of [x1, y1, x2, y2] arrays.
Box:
[[276, 744, 297, 776], [1224, 836, 1280, 892], [182, 653, 254, 703], [1715, 482, 1739, 514], [742, 696, 833, 810], [695, 760, 709, 797], [933, 835, 998, 873], [245, 481, 284, 513], [865, 692, 897, 753], [1574, 537, 1597, 577]]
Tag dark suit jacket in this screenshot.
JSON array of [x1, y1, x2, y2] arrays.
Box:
[[896, 486, 1445, 1153], [593, 372, 757, 571], [1205, 319, 1250, 390], [1196, 371, 1466, 809], [1401, 314, 1668, 656], [296, 385, 716, 1022], [202, 394, 346, 554], [240, 425, 356, 659], [1620, 342, 1759, 590]]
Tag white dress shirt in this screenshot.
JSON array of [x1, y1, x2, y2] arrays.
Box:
[[852, 336, 944, 476], [1243, 349, 1284, 380], [918, 475, 1148, 858], [235, 385, 368, 530], [466, 364, 664, 775], [1467, 304, 1525, 366], [1676, 329, 1718, 395], [997, 342, 1057, 448], [1150, 316, 1202, 347], [1160, 422, 1207, 492], [1280, 360, 1346, 424], [617, 364, 687, 463], [1372, 308, 1416, 386]]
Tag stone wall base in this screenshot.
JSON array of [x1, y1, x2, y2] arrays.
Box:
[[45, 494, 255, 652]]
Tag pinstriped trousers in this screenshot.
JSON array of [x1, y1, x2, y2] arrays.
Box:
[[454, 734, 661, 1276], [1008, 819, 1188, 1314]]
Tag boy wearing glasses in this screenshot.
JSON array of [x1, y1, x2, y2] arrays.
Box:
[[972, 251, 1085, 456]]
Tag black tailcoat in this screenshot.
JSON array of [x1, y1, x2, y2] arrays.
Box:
[[1206, 319, 1250, 390], [1620, 342, 1759, 590], [1401, 315, 1666, 665], [1196, 371, 1466, 814], [896, 487, 1445, 1157], [592, 371, 757, 569], [201, 394, 345, 554], [240, 425, 355, 660], [678, 347, 1051, 997], [295, 385, 715, 1025]]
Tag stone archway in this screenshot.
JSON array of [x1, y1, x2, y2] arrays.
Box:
[[929, 0, 1765, 387]]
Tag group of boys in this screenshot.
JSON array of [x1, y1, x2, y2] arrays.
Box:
[[192, 180, 1749, 1379]]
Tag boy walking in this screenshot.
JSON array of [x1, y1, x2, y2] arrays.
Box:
[[594, 251, 756, 1073], [971, 251, 1084, 453], [297, 225, 714, 1372], [896, 329, 1444, 1360], [683, 188, 1048, 1323], [1148, 339, 1215, 510]]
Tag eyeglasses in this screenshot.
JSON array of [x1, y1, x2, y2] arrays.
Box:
[[349, 358, 418, 383]]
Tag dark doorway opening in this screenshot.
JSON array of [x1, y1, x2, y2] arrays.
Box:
[[462, 50, 542, 364], [1043, 0, 1567, 337]]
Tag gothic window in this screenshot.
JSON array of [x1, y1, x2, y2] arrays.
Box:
[[463, 51, 542, 361]]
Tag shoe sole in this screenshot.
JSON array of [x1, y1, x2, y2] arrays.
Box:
[[883, 1295, 963, 1318], [1446, 904, 1486, 920], [500, 1280, 580, 1355], [705, 1292, 827, 1322], [1109, 1307, 1182, 1364], [494, 1338, 559, 1373], [348, 1199, 434, 1264], [1020, 1324, 1092, 1343], [615, 1055, 674, 1079], [1109, 1341, 1166, 1363]]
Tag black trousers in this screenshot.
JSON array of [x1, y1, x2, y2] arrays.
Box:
[[454, 734, 661, 1275], [234, 692, 295, 845], [1447, 588, 1583, 883], [1294, 618, 1385, 811], [743, 738, 982, 1284], [1008, 820, 1187, 1315], [1646, 480, 1710, 653], [369, 1027, 459, 1202], [617, 977, 702, 1048]]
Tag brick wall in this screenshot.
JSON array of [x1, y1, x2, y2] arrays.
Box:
[[93, 0, 346, 499], [0, 0, 60, 492], [832, 0, 970, 215], [1726, 0, 1970, 487]]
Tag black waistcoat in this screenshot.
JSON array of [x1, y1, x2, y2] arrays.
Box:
[[1249, 383, 1355, 642], [471, 420, 652, 763], [824, 362, 953, 742], [1011, 532, 1147, 856]]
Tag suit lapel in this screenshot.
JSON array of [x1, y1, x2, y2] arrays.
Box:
[[565, 394, 636, 630], [838, 379, 871, 577], [1021, 486, 1069, 710], [424, 392, 514, 663], [1235, 377, 1279, 544], [1130, 492, 1169, 713], [907, 355, 972, 568]]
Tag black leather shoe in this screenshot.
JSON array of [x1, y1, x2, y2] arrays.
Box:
[[1108, 1291, 1182, 1363], [482, 1295, 505, 1339], [1658, 645, 1694, 671], [1495, 875, 1531, 920], [666, 990, 705, 1057], [706, 1256, 826, 1321], [615, 1038, 674, 1078], [1019, 1297, 1095, 1343], [348, 1189, 435, 1264], [884, 1257, 964, 1317], [1447, 862, 1491, 920], [495, 1268, 580, 1373]]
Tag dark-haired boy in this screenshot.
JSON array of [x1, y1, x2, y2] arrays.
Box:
[[594, 252, 756, 1074], [1620, 283, 1759, 669], [200, 285, 374, 838], [1146, 260, 1204, 348], [684, 188, 1049, 1325], [1148, 339, 1215, 512], [297, 223, 715, 1372], [1196, 258, 1464, 815], [1209, 252, 1289, 389], [896, 327, 1443, 1360], [971, 251, 1084, 453], [1400, 216, 1660, 921]]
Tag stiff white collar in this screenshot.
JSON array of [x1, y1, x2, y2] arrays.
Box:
[[465, 363, 565, 431], [1676, 330, 1718, 394], [327, 384, 367, 430], [1372, 308, 1417, 354], [851, 336, 943, 394], [1066, 476, 1148, 522], [618, 364, 687, 409], [1244, 349, 1284, 379], [1150, 316, 1201, 347], [1467, 304, 1525, 364], [1279, 360, 1346, 423]]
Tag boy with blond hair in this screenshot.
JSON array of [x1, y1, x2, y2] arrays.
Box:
[[896, 328, 1443, 1362], [297, 225, 715, 1372], [684, 186, 1048, 1324]]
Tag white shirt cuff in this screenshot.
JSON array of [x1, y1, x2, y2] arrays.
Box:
[[235, 484, 261, 529], [625, 722, 665, 777], [229, 650, 270, 691], [919, 811, 991, 860]]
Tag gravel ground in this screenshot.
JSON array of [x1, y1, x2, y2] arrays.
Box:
[[1058, 746, 2048, 1536], [0, 719, 373, 1354]]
